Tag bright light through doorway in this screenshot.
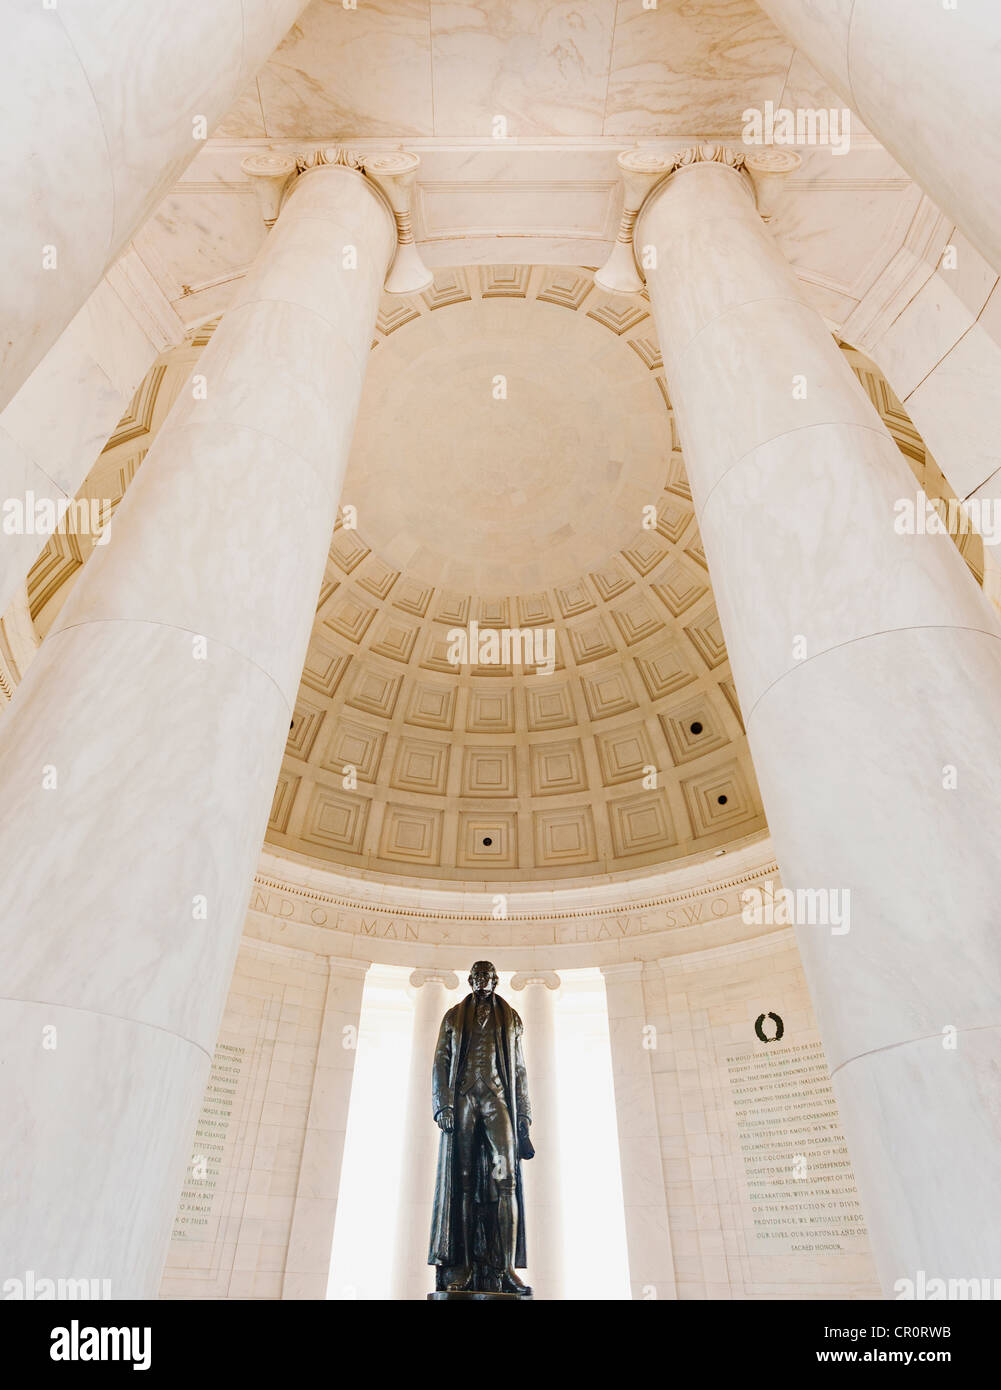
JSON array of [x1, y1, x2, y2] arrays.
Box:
[[327, 965, 630, 1299]]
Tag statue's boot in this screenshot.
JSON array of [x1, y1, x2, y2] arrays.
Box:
[[447, 1191, 476, 1291], [499, 1268, 532, 1296], [496, 1192, 532, 1295]]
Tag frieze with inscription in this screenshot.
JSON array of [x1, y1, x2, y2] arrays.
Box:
[[246, 882, 756, 947]]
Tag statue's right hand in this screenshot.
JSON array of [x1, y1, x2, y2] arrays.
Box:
[[436, 1106, 454, 1133]]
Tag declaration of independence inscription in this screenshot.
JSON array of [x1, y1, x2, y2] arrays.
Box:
[[725, 1041, 868, 1254], [171, 1043, 245, 1242]]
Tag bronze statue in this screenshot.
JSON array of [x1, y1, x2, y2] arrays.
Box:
[[428, 961, 534, 1297]]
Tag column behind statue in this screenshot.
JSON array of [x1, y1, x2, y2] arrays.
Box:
[[510, 971, 564, 1301]]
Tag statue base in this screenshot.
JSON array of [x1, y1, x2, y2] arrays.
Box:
[[428, 1291, 532, 1301], [432, 1262, 532, 1298]]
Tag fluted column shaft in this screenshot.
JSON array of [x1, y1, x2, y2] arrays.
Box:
[[392, 969, 458, 1300], [638, 155, 1001, 1290], [0, 162, 394, 1297], [511, 971, 564, 1300], [601, 963, 674, 1300], [757, 0, 1001, 276], [283, 957, 371, 1301], [0, 0, 306, 411]]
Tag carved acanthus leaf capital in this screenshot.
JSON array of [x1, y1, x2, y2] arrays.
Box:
[[242, 147, 370, 227], [295, 145, 366, 174], [674, 142, 747, 172]]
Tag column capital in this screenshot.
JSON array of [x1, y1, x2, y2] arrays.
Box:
[[243, 146, 433, 295], [743, 149, 802, 223], [594, 149, 677, 294], [596, 144, 757, 293], [510, 970, 561, 991], [242, 146, 373, 226], [409, 967, 459, 990], [360, 152, 434, 296], [240, 151, 300, 227]]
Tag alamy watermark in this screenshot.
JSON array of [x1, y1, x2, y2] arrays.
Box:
[[1, 492, 111, 544], [50, 1320, 151, 1371], [894, 492, 1001, 547], [2, 1269, 111, 1299], [742, 101, 852, 156], [446, 621, 555, 676], [741, 880, 851, 935], [895, 1270, 1001, 1300]]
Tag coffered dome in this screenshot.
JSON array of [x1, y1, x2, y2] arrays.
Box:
[[269, 264, 768, 880]]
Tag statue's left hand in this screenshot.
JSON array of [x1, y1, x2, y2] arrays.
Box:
[[518, 1118, 535, 1160]]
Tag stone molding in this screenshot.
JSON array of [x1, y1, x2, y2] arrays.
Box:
[[239, 838, 789, 971]]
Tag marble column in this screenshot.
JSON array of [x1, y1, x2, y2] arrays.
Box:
[[757, 0, 1001, 276], [0, 160, 396, 1297], [635, 147, 1001, 1290], [0, 0, 306, 411], [0, 252, 184, 620], [283, 957, 370, 1300], [841, 236, 1001, 533], [600, 963, 675, 1300], [511, 971, 565, 1300], [392, 968, 458, 1301]]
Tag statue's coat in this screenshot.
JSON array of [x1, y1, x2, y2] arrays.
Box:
[[428, 992, 530, 1268]]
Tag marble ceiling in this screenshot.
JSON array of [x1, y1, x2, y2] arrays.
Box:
[[126, 0, 923, 351], [214, 0, 854, 143]]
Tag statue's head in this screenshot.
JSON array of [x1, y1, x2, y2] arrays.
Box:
[[469, 961, 498, 996]]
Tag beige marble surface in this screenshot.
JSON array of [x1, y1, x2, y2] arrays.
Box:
[[844, 229, 1001, 513], [431, 0, 616, 138], [346, 293, 669, 591], [0, 0, 305, 412], [604, 0, 793, 138], [212, 0, 860, 143], [759, 0, 1001, 275], [257, 0, 434, 139]]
